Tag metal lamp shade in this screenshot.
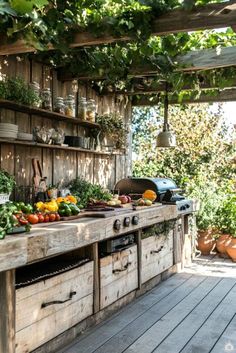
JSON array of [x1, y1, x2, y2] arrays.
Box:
[[157, 85, 176, 148], [156, 130, 176, 148]]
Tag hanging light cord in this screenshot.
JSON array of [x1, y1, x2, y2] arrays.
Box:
[[163, 82, 169, 132]]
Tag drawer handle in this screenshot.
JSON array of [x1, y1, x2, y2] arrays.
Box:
[[113, 262, 131, 274], [41, 291, 77, 308], [150, 246, 164, 254]]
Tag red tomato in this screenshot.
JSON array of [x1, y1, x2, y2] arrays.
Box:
[[44, 214, 49, 222], [55, 213, 61, 221], [49, 213, 56, 222], [38, 214, 44, 223], [19, 217, 29, 225], [27, 214, 39, 224]]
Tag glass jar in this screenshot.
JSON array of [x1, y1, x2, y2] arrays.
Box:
[[78, 97, 87, 121], [86, 98, 96, 122], [54, 97, 65, 115], [41, 88, 52, 110], [64, 94, 75, 117], [29, 81, 41, 107]]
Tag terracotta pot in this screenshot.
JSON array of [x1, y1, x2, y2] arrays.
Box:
[[216, 234, 232, 258], [225, 237, 236, 262], [197, 230, 216, 255]]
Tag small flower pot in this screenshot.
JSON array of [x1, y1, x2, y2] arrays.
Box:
[[216, 234, 232, 258], [197, 230, 216, 255], [225, 237, 236, 262]]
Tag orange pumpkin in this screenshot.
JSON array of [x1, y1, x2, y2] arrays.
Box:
[[142, 190, 157, 202]]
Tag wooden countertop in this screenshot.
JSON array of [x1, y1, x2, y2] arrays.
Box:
[[0, 204, 177, 273]]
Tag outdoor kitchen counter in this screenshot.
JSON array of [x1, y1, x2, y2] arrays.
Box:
[[0, 204, 177, 273]]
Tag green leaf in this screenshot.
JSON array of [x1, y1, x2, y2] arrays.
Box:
[[10, 0, 48, 14]]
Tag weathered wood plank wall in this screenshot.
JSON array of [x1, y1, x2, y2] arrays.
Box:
[[0, 56, 132, 197]]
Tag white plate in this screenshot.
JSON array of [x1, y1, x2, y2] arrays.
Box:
[[0, 123, 18, 129]]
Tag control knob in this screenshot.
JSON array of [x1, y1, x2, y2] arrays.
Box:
[[124, 217, 131, 227], [113, 219, 121, 231], [132, 216, 139, 225]]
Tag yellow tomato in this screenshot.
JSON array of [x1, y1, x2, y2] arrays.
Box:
[[46, 203, 58, 212], [66, 195, 77, 204], [56, 197, 65, 203], [35, 201, 44, 210]]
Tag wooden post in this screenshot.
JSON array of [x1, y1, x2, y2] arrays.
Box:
[[0, 270, 15, 353], [136, 230, 142, 290], [91, 243, 100, 314]]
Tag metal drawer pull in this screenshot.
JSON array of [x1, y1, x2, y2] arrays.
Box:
[[41, 291, 77, 308], [150, 246, 164, 254], [113, 262, 131, 274]]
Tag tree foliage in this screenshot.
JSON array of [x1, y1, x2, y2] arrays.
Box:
[[132, 104, 236, 230]]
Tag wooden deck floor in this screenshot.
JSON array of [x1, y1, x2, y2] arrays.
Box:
[[58, 258, 236, 353]]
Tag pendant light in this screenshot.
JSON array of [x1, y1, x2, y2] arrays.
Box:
[[156, 84, 176, 148]]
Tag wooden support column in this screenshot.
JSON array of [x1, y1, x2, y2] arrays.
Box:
[[0, 270, 15, 353], [136, 230, 142, 290], [91, 243, 100, 314]]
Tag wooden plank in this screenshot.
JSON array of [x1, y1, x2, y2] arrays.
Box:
[[16, 262, 94, 331], [122, 277, 226, 353], [0, 100, 100, 128], [91, 243, 100, 314], [16, 294, 93, 353], [180, 282, 236, 353], [210, 313, 236, 353], [0, 270, 15, 353], [151, 278, 236, 353], [100, 245, 138, 309], [0, 237, 27, 272], [59, 273, 193, 353], [2, 1, 236, 56], [66, 275, 207, 353], [133, 88, 236, 106], [141, 232, 174, 284]]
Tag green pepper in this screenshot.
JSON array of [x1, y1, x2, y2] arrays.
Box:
[[21, 204, 33, 214]]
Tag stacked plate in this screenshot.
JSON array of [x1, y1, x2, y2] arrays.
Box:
[[17, 132, 33, 141], [0, 123, 18, 139]]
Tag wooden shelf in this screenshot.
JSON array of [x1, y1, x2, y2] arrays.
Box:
[[0, 138, 123, 155], [0, 99, 100, 129]]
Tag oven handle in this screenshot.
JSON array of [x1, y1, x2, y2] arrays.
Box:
[[113, 262, 132, 274], [41, 291, 77, 308], [150, 246, 164, 254]]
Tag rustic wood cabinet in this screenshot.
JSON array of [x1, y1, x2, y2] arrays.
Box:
[[100, 244, 138, 309], [15, 261, 94, 353], [141, 231, 174, 284]]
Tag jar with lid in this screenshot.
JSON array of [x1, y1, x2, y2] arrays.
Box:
[[41, 88, 52, 110], [64, 94, 75, 117], [86, 98, 96, 122], [29, 81, 41, 107], [78, 97, 87, 121], [54, 97, 65, 115]]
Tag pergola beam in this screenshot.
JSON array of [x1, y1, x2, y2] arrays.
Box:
[[133, 88, 236, 106], [58, 45, 236, 82], [1, 1, 236, 56]]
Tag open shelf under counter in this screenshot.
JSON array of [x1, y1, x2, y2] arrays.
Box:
[[0, 138, 123, 155], [0, 99, 100, 129]]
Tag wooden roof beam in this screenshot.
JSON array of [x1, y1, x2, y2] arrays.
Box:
[[133, 88, 236, 106], [1, 1, 236, 56], [58, 45, 236, 82]]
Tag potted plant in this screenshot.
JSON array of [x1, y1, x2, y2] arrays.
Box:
[[190, 182, 223, 255], [216, 195, 236, 261], [0, 170, 16, 204], [96, 113, 128, 150], [47, 183, 59, 199]]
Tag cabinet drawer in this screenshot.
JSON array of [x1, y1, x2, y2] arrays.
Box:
[[16, 261, 94, 353], [141, 232, 173, 284], [100, 245, 138, 309]]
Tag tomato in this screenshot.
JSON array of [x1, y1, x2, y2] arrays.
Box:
[[38, 214, 44, 223], [19, 217, 29, 225], [27, 214, 39, 224], [44, 214, 49, 222], [49, 213, 56, 222], [55, 213, 61, 221]]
